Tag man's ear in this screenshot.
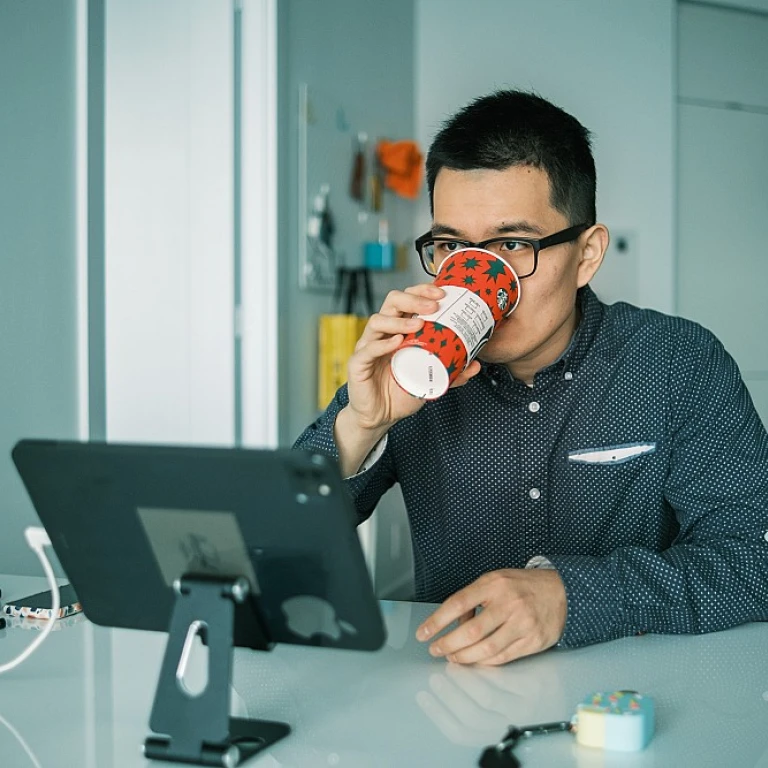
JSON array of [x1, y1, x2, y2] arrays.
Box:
[[576, 224, 610, 288]]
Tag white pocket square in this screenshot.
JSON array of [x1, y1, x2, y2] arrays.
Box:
[[567, 442, 656, 465]]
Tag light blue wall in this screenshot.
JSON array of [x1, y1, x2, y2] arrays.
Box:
[[414, 0, 677, 314], [0, 0, 81, 574], [277, 0, 416, 447], [277, 0, 678, 599], [278, 0, 418, 598]]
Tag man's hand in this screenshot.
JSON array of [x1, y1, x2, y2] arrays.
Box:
[[415, 569, 567, 666], [333, 283, 481, 476], [345, 283, 480, 431]]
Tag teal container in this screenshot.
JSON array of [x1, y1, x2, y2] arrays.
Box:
[[364, 241, 395, 271]]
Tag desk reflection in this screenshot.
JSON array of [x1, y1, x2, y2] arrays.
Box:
[[1, 600, 767, 767], [230, 602, 768, 767]]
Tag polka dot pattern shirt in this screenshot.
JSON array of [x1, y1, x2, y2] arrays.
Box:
[[294, 286, 768, 648]]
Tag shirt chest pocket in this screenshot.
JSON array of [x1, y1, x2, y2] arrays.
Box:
[[567, 442, 657, 466]]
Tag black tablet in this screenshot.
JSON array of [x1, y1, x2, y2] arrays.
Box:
[[12, 439, 386, 652]]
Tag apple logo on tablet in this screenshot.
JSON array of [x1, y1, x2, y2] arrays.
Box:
[[282, 595, 358, 641]]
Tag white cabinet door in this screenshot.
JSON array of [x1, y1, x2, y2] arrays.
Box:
[[105, 0, 235, 446], [677, 3, 768, 426]]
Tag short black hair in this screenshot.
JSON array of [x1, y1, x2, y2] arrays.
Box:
[[426, 90, 596, 226]]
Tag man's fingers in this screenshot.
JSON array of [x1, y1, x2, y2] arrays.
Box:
[[448, 624, 521, 665], [449, 360, 482, 388], [427, 607, 505, 660], [361, 313, 424, 342], [378, 286, 443, 318], [417, 583, 485, 642], [440, 617, 535, 666], [475, 636, 536, 666], [404, 283, 444, 299], [351, 334, 404, 368]]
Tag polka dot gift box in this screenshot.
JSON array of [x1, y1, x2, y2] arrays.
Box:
[[391, 248, 520, 399]]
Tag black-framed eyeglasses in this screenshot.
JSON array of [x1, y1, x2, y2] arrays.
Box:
[[414, 223, 590, 279]]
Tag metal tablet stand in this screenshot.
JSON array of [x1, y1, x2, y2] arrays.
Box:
[[144, 575, 290, 767]]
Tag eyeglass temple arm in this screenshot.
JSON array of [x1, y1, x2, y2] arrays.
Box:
[[538, 223, 589, 249]]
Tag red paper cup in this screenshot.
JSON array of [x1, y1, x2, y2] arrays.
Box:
[[390, 248, 520, 399]]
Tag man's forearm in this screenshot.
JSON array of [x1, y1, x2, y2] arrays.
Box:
[[548, 537, 768, 648]]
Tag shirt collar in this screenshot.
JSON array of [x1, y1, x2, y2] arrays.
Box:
[[563, 284, 604, 371], [479, 284, 604, 383]]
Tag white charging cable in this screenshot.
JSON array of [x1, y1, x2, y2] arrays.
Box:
[[0, 713, 43, 768], [0, 527, 60, 675]]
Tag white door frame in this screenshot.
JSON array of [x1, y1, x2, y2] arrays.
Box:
[[239, 0, 279, 448]]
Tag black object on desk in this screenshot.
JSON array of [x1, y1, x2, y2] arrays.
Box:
[[12, 440, 386, 767], [479, 721, 573, 767]]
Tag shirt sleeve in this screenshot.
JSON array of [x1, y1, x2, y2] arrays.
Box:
[[546, 328, 768, 648], [292, 385, 398, 523]]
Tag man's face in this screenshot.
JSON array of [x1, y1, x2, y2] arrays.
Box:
[[431, 165, 591, 381]]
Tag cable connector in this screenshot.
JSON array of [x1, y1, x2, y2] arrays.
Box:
[[24, 527, 51, 551]]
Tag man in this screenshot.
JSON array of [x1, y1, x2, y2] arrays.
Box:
[[294, 90, 768, 665]]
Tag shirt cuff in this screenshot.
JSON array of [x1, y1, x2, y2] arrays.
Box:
[[541, 554, 633, 648]]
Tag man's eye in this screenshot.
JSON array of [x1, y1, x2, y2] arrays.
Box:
[[500, 240, 525, 252], [436, 241, 461, 253]]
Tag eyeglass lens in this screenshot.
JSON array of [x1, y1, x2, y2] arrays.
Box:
[[423, 240, 535, 277]]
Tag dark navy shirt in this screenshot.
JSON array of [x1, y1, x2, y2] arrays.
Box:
[[294, 286, 768, 648]]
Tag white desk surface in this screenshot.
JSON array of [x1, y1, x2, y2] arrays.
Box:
[[1, 575, 768, 767]]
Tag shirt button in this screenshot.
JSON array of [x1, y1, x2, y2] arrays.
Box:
[[564, 371, 573, 380], [528, 401, 540, 413], [529, 488, 541, 500]]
